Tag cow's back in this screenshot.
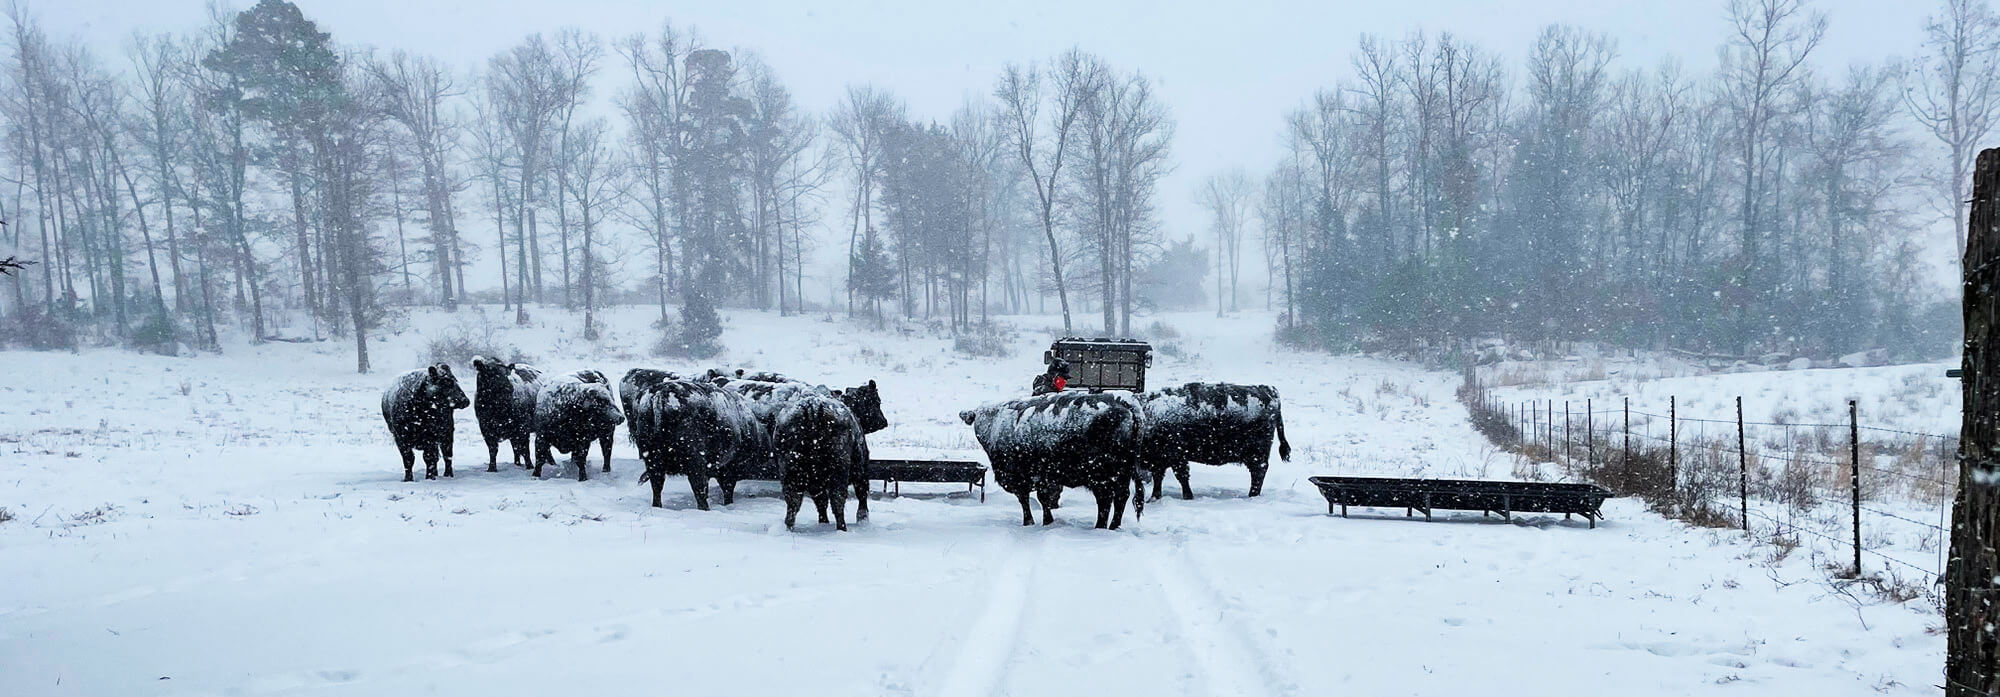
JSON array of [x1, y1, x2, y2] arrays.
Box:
[[1141, 383, 1279, 464]]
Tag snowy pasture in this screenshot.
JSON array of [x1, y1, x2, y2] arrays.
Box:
[[0, 308, 1943, 695]]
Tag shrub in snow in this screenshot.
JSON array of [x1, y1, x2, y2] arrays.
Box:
[[953, 323, 1014, 358], [425, 317, 527, 367], [657, 292, 723, 359], [8, 304, 76, 351], [130, 310, 181, 356]]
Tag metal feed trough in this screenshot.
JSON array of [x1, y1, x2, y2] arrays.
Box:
[[1048, 337, 1153, 393], [732, 459, 987, 500], [1308, 476, 1613, 528]]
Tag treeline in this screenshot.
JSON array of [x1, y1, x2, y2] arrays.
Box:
[[0, 0, 1205, 370], [1244, 0, 1975, 359]]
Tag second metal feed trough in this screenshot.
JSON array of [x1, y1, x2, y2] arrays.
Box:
[[1308, 476, 1613, 528]]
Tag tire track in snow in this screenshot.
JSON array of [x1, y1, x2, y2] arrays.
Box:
[[1152, 534, 1294, 697], [932, 531, 1043, 697]]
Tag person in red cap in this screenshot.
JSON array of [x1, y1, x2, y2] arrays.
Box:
[[1031, 358, 1071, 396]]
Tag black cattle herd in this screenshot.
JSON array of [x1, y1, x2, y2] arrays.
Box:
[[381, 360, 1290, 531]]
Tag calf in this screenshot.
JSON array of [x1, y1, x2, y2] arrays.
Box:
[[774, 394, 869, 531], [470, 356, 542, 472], [958, 392, 1146, 529], [532, 369, 624, 481], [628, 378, 771, 510], [1137, 382, 1292, 500], [381, 364, 471, 481]]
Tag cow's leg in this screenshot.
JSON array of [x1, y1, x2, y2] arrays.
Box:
[[1247, 461, 1269, 498], [572, 449, 589, 482], [649, 472, 666, 508], [783, 487, 803, 528], [852, 476, 870, 522], [1131, 474, 1145, 522], [441, 435, 456, 478], [1092, 485, 1112, 529], [599, 436, 613, 473], [485, 436, 501, 473], [832, 489, 848, 532], [533, 435, 552, 479], [1175, 462, 1194, 500], [814, 490, 830, 524], [720, 478, 738, 506], [1149, 463, 1166, 501], [1110, 480, 1131, 530], [1038, 487, 1060, 526], [1016, 491, 1034, 526], [422, 444, 440, 480], [512, 436, 531, 468], [689, 474, 712, 511], [399, 446, 416, 482]]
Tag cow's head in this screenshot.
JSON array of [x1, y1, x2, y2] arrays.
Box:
[[426, 363, 471, 411], [470, 356, 512, 391], [958, 409, 978, 426], [574, 381, 627, 428], [839, 380, 889, 434]]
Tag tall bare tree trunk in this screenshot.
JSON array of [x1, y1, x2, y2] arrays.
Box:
[[1949, 147, 2000, 696]]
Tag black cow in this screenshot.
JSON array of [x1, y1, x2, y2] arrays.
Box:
[[628, 378, 770, 510], [718, 378, 888, 521], [381, 364, 471, 482], [1137, 382, 1293, 500], [471, 356, 542, 472], [958, 392, 1146, 529], [532, 369, 624, 481], [774, 394, 869, 531], [708, 371, 889, 434], [619, 368, 681, 438]]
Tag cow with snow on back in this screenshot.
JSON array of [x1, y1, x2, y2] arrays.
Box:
[[958, 392, 1146, 529], [470, 356, 543, 472], [715, 375, 890, 520], [626, 376, 771, 510], [381, 364, 471, 482], [773, 393, 870, 531], [1136, 382, 1292, 500], [532, 369, 624, 481]]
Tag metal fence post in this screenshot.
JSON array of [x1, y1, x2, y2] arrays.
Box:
[[1669, 395, 1678, 500], [1623, 397, 1631, 466], [1564, 401, 1572, 464], [1586, 398, 1594, 466], [1737, 396, 1748, 533], [1850, 399, 1862, 576]]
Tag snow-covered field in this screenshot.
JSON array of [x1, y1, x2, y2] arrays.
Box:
[[1, 307, 1942, 695]]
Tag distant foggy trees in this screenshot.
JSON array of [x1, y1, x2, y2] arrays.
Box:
[[1259, 0, 1960, 359]]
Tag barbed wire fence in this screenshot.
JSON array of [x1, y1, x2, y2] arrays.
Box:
[[1462, 383, 1956, 605]]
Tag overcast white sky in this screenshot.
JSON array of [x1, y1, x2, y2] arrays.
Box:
[[41, 0, 1940, 299]]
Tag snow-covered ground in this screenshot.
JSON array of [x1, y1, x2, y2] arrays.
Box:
[[1489, 358, 1961, 589], [1487, 360, 1960, 441], [0, 307, 1942, 695]]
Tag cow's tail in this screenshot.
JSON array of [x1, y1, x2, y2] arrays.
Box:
[[1272, 391, 1292, 461]]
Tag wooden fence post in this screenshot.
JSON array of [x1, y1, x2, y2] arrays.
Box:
[[1946, 147, 2000, 696]]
